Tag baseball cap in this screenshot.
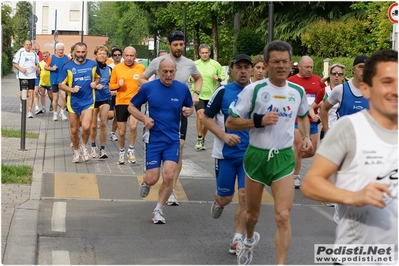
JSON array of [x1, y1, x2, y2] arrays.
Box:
[[353, 55, 369, 66], [231, 54, 253, 67], [168, 30, 184, 43]]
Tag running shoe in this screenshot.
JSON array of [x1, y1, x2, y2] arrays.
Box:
[[99, 149, 108, 159], [139, 181, 151, 198], [72, 150, 81, 163], [195, 137, 202, 149], [237, 232, 260, 265], [211, 201, 224, 219], [118, 152, 126, 165], [53, 112, 58, 121], [34, 106, 43, 115], [109, 132, 118, 141], [80, 144, 90, 162], [49, 103, 53, 112], [91, 146, 98, 158], [27, 112, 33, 118], [60, 110, 68, 121], [127, 149, 136, 164], [152, 209, 166, 224], [294, 174, 301, 189], [166, 190, 179, 206], [200, 138, 206, 150], [229, 236, 243, 255], [42, 107, 46, 113]]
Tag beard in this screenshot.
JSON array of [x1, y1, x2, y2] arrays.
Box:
[[76, 56, 85, 63]]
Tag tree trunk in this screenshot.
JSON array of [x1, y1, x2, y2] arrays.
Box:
[[233, 12, 240, 55], [211, 12, 218, 61]]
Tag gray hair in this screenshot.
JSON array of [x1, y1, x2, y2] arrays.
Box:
[[263, 40, 292, 63], [56, 43, 65, 49]]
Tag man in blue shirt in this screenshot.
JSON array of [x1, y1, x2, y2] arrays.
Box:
[[202, 54, 252, 255], [129, 58, 193, 224]]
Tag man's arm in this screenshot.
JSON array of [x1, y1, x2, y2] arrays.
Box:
[[138, 73, 150, 87], [320, 100, 333, 132], [191, 74, 203, 105], [128, 102, 154, 129], [203, 114, 241, 147], [301, 155, 391, 208], [297, 115, 312, 152]]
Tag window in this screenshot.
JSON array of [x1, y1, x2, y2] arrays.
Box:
[[42, 6, 49, 28], [70, 10, 80, 22]]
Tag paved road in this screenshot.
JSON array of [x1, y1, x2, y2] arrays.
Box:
[[1, 74, 336, 265]]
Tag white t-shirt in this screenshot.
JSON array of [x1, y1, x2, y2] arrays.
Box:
[[13, 49, 39, 79]]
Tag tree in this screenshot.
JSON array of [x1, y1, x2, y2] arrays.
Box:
[[236, 27, 264, 56], [2, 3, 14, 76], [12, 1, 32, 49]]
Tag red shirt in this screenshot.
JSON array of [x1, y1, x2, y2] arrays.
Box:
[[287, 74, 325, 123]]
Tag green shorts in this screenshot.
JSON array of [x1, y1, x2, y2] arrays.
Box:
[[243, 145, 295, 186]]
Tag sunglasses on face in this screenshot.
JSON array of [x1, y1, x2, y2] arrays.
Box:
[[331, 72, 344, 76], [113, 54, 122, 56]]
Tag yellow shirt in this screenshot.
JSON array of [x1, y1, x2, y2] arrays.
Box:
[[39, 60, 50, 87]]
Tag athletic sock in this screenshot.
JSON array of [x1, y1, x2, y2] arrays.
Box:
[[91, 142, 96, 147]]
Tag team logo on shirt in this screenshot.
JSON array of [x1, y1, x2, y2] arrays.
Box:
[[72, 68, 77, 75], [288, 91, 295, 103], [134, 74, 139, 79], [261, 92, 270, 102]]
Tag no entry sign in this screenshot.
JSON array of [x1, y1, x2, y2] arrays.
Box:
[[388, 3, 398, 24]]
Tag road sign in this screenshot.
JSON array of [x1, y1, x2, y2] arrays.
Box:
[[28, 14, 38, 24], [388, 3, 398, 24]]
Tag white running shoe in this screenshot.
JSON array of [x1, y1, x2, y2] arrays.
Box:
[[80, 144, 90, 162], [60, 110, 68, 121], [34, 106, 42, 115], [294, 174, 301, 189], [91, 146, 98, 158], [27, 112, 34, 118], [152, 209, 166, 224], [229, 236, 243, 255], [237, 232, 260, 265], [127, 149, 136, 164], [42, 107, 46, 113], [53, 112, 58, 121], [72, 150, 81, 163], [118, 152, 126, 165], [99, 149, 108, 159], [109, 132, 118, 141], [166, 190, 179, 206]]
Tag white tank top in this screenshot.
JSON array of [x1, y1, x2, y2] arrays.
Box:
[[335, 112, 398, 262]]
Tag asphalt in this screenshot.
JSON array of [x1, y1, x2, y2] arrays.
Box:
[[1, 73, 322, 265]]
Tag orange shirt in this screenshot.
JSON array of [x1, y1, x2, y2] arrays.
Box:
[[109, 62, 146, 105]]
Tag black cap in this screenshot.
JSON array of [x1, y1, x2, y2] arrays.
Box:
[[168, 30, 185, 43], [231, 54, 253, 67], [353, 55, 369, 66]]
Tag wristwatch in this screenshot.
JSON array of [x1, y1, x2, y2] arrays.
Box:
[[217, 77, 222, 82], [194, 90, 200, 95]]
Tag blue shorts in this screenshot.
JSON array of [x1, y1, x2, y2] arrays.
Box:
[[215, 157, 245, 197], [67, 97, 94, 116], [295, 122, 318, 135], [40, 85, 51, 90], [35, 77, 39, 86], [145, 141, 180, 170]]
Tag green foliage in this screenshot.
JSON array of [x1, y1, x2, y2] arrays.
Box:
[[236, 27, 264, 56], [1, 163, 33, 184], [12, 1, 32, 49], [2, 3, 14, 76], [2, 127, 39, 139]]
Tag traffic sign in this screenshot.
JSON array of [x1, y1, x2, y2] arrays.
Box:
[[28, 14, 38, 24], [388, 3, 398, 24]]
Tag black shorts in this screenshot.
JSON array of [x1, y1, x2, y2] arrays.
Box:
[[51, 84, 60, 93], [115, 105, 131, 122], [19, 79, 35, 91], [195, 99, 209, 112], [94, 100, 110, 108], [180, 114, 188, 140]]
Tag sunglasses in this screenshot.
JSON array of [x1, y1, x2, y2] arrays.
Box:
[[331, 72, 344, 76], [113, 54, 122, 56]]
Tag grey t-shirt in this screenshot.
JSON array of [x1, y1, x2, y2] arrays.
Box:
[[143, 54, 200, 86], [318, 109, 397, 171]]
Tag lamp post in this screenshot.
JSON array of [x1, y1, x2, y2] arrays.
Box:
[[81, 1, 84, 42]]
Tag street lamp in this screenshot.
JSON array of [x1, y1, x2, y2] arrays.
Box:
[[81, 1, 84, 42]]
